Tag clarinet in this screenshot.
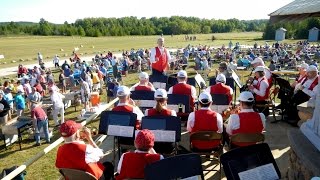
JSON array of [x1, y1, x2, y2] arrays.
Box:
[[240, 68, 255, 92]]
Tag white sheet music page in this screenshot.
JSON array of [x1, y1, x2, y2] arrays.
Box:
[[167, 104, 185, 113], [107, 125, 134, 137], [238, 163, 279, 180], [152, 130, 176, 142], [135, 100, 156, 108]]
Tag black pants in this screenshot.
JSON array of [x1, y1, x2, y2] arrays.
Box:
[[152, 68, 164, 76], [55, 63, 59, 68], [285, 90, 310, 122], [101, 161, 114, 180]]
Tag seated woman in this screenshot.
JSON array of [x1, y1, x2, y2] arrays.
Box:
[[145, 88, 177, 154], [116, 129, 163, 180], [145, 88, 176, 117]]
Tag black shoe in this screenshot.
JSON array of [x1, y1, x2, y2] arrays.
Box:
[[35, 142, 41, 146]]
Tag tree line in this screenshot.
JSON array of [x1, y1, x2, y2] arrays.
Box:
[[0, 17, 267, 37], [263, 17, 320, 40]]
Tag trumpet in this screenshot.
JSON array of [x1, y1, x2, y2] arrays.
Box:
[[79, 126, 98, 139]]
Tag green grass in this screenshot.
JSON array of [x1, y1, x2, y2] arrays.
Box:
[[0, 32, 302, 68]]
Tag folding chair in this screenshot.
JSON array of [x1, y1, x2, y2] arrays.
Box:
[[255, 87, 280, 122], [220, 143, 281, 180], [141, 116, 181, 155], [59, 168, 97, 180], [189, 131, 223, 173], [229, 133, 265, 149], [98, 111, 137, 164], [209, 77, 235, 90], [144, 153, 205, 180]]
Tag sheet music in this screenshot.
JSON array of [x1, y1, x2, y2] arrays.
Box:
[[134, 100, 156, 108], [167, 104, 185, 113], [238, 163, 279, 180], [135, 130, 176, 142], [153, 82, 166, 89], [107, 125, 134, 137]]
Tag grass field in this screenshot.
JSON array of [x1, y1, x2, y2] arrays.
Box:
[[0, 32, 302, 68]]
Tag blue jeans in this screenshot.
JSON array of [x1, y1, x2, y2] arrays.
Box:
[[35, 118, 50, 143]]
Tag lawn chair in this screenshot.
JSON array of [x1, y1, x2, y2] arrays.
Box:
[[190, 131, 223, 174], [229, 133, 265, 149], [255, 87, 280, 122], [59, 168, 97, 180]]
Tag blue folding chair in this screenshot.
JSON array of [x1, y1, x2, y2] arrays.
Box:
[[144, 153, 205, 180]]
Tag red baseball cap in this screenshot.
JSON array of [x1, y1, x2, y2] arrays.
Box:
[[135, 129, 155, 150], [59, 120, 82, 137]]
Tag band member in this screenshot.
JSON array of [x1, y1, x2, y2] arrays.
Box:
[[251, 57, 272, 85], [277, 63, 309, 110], [248, 66, 269, 116], [112, 86, 144, 129], [150, 37, 171, 76], [168, 70, 197, 112], [225, 91, 266, 147], [215, 62, 231, 78], [116, 129, 163, 180], [205, 73, 233, 114], [285, 65, 319, 124], [187, 92, 223, 150], [130, 72, 155, 92], [145, 89, 176, 116]]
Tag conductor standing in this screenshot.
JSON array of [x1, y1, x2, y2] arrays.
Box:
[[150, 37, 171, 76]]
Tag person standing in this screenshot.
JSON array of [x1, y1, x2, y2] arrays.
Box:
[[37, 52, 43, 66], [111, 56, 118, 79], [80, 79, 91, 110], [0, 91, 10, 125], [53, 55, 60, 68], [15, 90, 26, 117], [31, 101, 50, 146], [149, 37, 171, 76], [187, 92, 223, 150], [50, 89, 65, 126]]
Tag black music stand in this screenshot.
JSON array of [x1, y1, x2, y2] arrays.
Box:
[[141, 116, 181, 154], [220, 143, 281, 180], [130, 90, 155, 112], [99, 111, 137, 163], [231, 70, 243, 105]]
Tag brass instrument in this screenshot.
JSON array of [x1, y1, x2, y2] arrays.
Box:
[[222, 104, 241, 121]]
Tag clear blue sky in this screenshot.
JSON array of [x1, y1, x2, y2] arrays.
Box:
[[0, 0, 293, 23]]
